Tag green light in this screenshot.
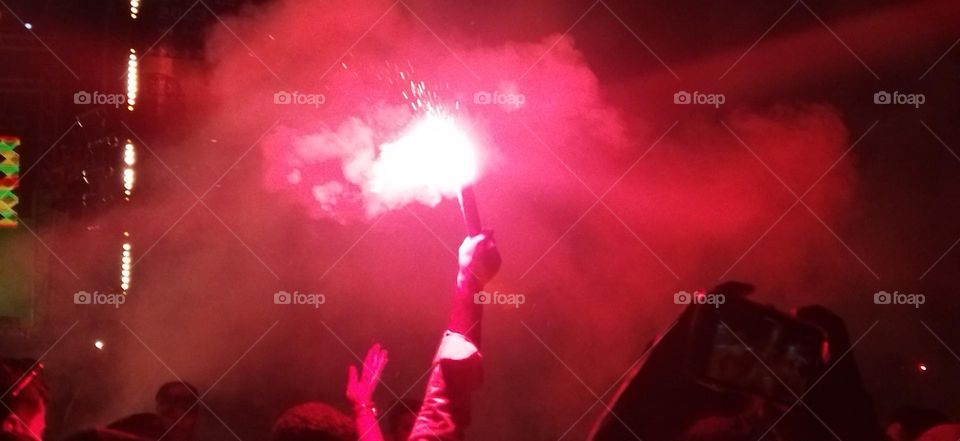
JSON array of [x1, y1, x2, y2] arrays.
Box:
[[0, 137, 19, 151], [0, 136, 19, 228]]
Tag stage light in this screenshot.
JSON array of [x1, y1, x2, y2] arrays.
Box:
[[23, 23, 32, 30], [124, 142, 136, 166], [94, 340, 104, 350], [126, 49, 138, 111], [130, 0, 140, 19], [918, 362, 928, 372], [122, 140, 136, 200], [120, 241, 132, 292]]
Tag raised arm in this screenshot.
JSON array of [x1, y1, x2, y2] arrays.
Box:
[[408, 232, 501, 441], [347, 344, 389, 441], [448, 232, 502, 345]]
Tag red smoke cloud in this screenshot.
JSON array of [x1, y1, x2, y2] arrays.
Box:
[[46, 1, 884, 439]]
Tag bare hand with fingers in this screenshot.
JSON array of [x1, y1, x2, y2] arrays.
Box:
[[347, 343, 389, 414]]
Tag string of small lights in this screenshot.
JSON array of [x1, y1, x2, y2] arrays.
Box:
[[123, 139, 135, 199], [120, 234, 132, 292], [127, 49, 138, 112], [130, 0, 141, 19], [120, 4, 139, 295]]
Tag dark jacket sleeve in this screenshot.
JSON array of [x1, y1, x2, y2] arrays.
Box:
[[408, 331, 483, 441]]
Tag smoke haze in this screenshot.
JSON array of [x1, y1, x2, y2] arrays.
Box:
[[6, 0, 958, 440]]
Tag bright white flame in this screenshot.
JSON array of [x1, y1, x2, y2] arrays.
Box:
[[368, 114, 478, 210]]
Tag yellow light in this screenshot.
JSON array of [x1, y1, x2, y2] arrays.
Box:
[[120, 240, 133, 291], [122, 140, 136, 195], [126, 49, 138, 111]]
